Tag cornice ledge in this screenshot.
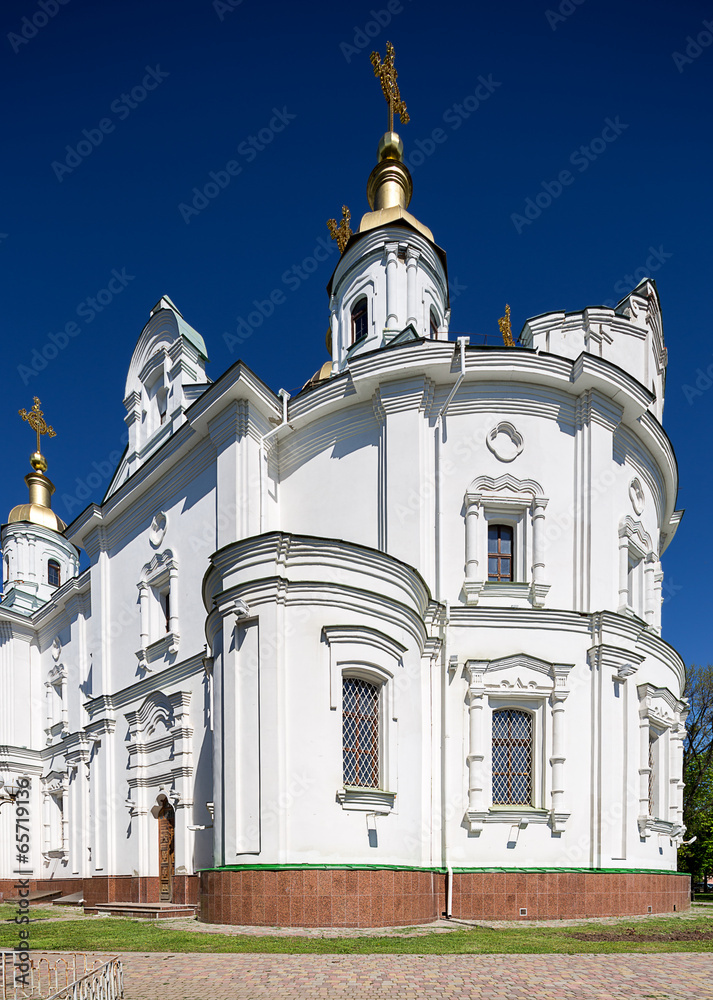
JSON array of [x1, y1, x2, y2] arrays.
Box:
[[571, 353, 651, 419], [322, 625, 406, 661], [587, 642, 645, 677], [65, 504, 104, 550], [85, 717, 116, 737], [337, 787, 395, 813]]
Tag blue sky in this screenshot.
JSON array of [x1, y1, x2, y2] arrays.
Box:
[[1, 0, 711, 667]]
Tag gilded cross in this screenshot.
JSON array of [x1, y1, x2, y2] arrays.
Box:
[[327, 205, 353, 254], [498, 304, 515, 348], [370, 41, 409, 132], [19, 396, 56, 453]]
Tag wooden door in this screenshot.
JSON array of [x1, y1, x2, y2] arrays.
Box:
[[158, 800, 175, 902]]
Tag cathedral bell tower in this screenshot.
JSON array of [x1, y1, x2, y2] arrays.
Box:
[[324, 42, 450, 377], [1, 398, 79, 614]]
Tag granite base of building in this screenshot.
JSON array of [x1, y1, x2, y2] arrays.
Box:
[[198, 868, 691, 927], [0, 875, 199, 906]]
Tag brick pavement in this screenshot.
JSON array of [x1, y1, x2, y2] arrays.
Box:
[[55, 951, 713, 999]]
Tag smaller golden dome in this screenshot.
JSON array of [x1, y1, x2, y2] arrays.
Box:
[[8, 502, 66, 533], [302, 361, 333, 391], [7, 471, 66, 534]]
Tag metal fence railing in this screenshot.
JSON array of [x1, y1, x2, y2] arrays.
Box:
[[1, 953, 123, 1000]]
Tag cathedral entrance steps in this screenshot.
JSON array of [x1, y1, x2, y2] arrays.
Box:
[[6, 889, 62, 905], [83, 901, 197, 919], [52, 892, 84, 906]]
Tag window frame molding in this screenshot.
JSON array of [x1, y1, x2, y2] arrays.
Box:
[[636, 682, 686, 840], [617, 516, 658, 627], [464, 654, 572, 834], [323, 625, 403, 814], [42, 770, 68, 859], [137, 549, 179, 669], [464, 475, 550, 608]]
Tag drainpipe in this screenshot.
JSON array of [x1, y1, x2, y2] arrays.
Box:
[[260, 388, 290, 532], [434, 339, 467, 921], [435, 337, 469, 599], [435, 336, 469, 428]]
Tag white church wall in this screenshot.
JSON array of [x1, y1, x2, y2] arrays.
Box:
[[444, 614, 683, 871], [205, 533, 437, 869]]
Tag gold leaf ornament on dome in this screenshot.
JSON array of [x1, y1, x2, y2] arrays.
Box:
[[19, 396, 56, 471], [370, 41, 409, 132], [327, 205, 353, 253]]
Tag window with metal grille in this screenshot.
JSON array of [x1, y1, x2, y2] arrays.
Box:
[[351, 298, 368, 344], [488, 524, 514, 581], [342, 677, 379, 788], [492, 709, 532, 805], [48, 560, 61, 588]]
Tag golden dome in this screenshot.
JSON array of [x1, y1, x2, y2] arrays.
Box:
[[8, 502, 66, 533], [302, 361, 333, 391], [7, 471, 66, 534]]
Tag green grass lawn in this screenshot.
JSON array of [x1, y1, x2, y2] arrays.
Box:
[[0, 904, 54, 921], [2, 909, 713, 954]]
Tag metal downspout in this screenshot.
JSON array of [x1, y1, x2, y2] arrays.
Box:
[[434, 337, 468, 918]]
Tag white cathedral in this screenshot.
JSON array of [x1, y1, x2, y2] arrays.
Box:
[[0, 57, 691, 924]]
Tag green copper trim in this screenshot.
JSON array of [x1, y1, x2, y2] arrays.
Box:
[[199, 863, 688, 876]]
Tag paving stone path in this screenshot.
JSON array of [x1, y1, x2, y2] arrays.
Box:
[[56, 951, 713, 999]]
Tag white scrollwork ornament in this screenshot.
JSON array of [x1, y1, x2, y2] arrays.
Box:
[[629, 478, 645, 515], [486, 422, 524, 463], [149, 511, 168, 548]]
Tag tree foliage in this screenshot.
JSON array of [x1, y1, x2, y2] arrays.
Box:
[[678, 664, 713, 880]]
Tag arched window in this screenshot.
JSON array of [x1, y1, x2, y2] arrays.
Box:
[[487, 524, 513, 581], [430, 309, 439, 339], [492, 709, 532, 805], [342, 677, 379, 787], [351, 298, 368, 344], [48, 560, 61, 588]]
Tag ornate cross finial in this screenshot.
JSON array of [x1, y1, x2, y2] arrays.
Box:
[[498, 304, 515, 347], [327, 205, 353, 254], [370, 41, 409, 132], [19, 397, 56, 457]]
